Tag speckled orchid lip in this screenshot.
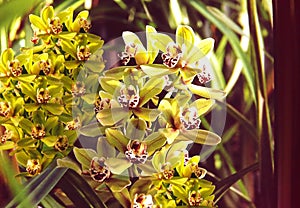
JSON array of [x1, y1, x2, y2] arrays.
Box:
[[125, 140, 148, 164], [89, 157, 111, 182]]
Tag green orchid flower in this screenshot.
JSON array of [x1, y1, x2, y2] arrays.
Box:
[[140, 25, 215, 84], [119, 25, 159, 66], [104, 120, 167, 176], [58, 137, 132, 195], [96, 75, 164, 126], [158, 94, 221, 145]]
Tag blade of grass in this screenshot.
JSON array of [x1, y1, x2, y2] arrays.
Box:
[[5, 164, 68, 207], [188, 0, 257, 105], [214, 162, 259, 203], [57, 169, 107, 208], [248, 0, 274, 207], [0, 152, 33, 208], [223, 102, 258, 141]]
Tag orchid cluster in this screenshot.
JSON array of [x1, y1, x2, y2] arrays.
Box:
[[58, 24, 225, 207], [0, 6, 104, 176], [0, 5, 225, 207]]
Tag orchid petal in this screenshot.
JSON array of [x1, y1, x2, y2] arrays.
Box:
[[146, 25, 159, 64], [176, 25, 195, 58]]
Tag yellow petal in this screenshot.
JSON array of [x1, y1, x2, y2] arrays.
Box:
[[187, 38, 215, 64], [176, 25, 195, 58], [122, 31, 146, 51], [146, 25, 159, 64]]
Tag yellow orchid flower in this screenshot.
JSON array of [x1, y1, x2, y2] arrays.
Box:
[[120, 25, 159, 65], [142, 25, 215, 84]]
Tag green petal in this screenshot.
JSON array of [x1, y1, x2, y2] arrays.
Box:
[[122, 31, 146, 51], [29, 14, 48, 31], [176, 25, 195, 58], [105, 128, 129, 153], [160, 128, 180, 144], [139, 77, 165, 106], [60, 40, 77, 58], [41, 136, 58, 147], [104, 66, 129, 80], [180, 67, 198, 83], [152, 146, 167, 172], [177, 129, 221, 145], [146, 25, 159, 64], [105, 158, 132, 174], [98, 77, 122, 95], [187, 38, 215, 64], [0, 141, 15, 150], [57, 158, 82, 174], [43, 103, 65, 115], [190, 98, 215, 116], [41, 6, 54, 23], [152, 33, 174, 52], [126, 118, 147, 140], [73, 147, 98, 170], [187, 84, 226, 100], [96, 108, 129, 126], [79, 122, 106, 137], [133, 108, 161, 122], [144, 132, 167, 156], [1, 48, 14, 66], [140, 64, 177, 77], [106, 176, 131, 192], [97, 136, 116, 158]]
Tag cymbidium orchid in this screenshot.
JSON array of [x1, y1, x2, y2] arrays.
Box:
[[120, 25, 159, 66], [140, 25, 215, 83], [158, 94, 221, 145], [96, 75, 164, 126]]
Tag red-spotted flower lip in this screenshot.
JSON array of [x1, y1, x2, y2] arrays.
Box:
[[89, 157, 111, 182], [125, 140, 148, 164], [132, 193, 154, 208]]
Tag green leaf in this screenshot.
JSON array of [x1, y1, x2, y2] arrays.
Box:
[[15, 74, 36, 83], [73, 147, 98, 170], [139, 77, 165, 106], [207, 6, 246, 36], [105, 128, 129, 153], [177, 129, 221, 145], [57, 168, 107, 208], [45, 116, 59, 131], [189, 0, 257, 103], [105, 158, 132, 175]]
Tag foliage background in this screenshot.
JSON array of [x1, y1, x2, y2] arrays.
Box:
[[0, 0, 274, 207]]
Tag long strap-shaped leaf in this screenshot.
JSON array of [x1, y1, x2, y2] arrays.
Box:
[[213, 162, 259, 203], [5, 163, 67, 207], [56, 168, 108, 208]]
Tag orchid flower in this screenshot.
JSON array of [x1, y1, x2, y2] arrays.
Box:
[[119, 25, 159, 66], [158, 94, 221, 145], [140, 25, 215, 84]]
